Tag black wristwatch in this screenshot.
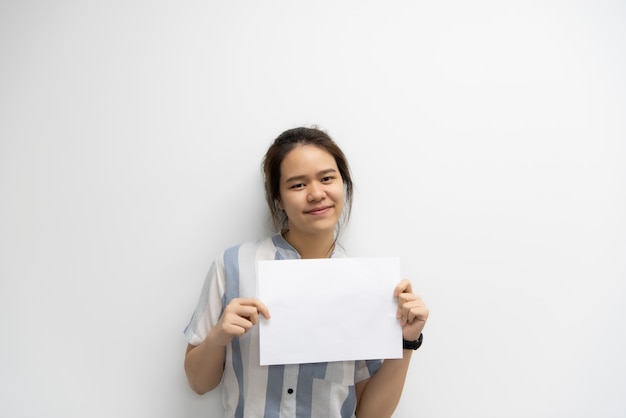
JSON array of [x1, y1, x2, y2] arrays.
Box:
[[403, 333, 423, 350]]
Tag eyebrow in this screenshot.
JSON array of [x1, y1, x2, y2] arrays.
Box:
[[284, 168, 338, 184]]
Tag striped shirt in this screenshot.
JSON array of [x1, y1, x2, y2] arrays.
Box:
[[184, 234, 382, 418]]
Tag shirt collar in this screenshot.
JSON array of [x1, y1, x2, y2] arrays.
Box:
[[271, 233, 346, 259]]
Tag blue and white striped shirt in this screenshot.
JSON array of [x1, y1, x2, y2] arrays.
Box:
[[184, 234, 382, 418]]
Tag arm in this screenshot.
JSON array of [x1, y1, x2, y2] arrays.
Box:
[[355, 279, 429, 418], [184, 298, 270, 394]]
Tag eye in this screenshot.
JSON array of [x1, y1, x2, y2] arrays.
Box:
[[321, 176, 334, 183], [290, 183, 305, 189]]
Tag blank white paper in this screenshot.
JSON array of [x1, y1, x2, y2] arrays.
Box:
[[257, 257, 403, 366]]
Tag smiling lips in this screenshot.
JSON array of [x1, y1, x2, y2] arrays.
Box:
[[305, 205, 333, 215]]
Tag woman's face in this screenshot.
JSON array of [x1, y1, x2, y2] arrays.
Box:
[[277, 145, 345, 239]]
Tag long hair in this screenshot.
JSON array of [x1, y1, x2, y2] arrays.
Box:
[[262, 126, 354, 233]]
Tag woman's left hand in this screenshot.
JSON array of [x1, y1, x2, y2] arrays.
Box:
[[394, 278, 429, 341]]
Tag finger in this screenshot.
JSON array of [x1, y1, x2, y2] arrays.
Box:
[[396, 292, 417, 319], [233, 298, 271, 320], [400, 294, 423, 307], [398, 296, 426, 324], [398, 292, 419, 306], [218, 317, 250, 341], [222, 322, 248, 337], [394, 279, 412, 320], [223, 310, 254, 328], [236, 308, 259, 326], [406, 309, 417, 324], [226, 303, 258, 319], [393, 278, 413, 298], [404, 304, 429, 324], [255, 301, 271, 320]]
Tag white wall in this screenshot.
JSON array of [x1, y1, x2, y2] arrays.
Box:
[[1, 1, 625, 417]]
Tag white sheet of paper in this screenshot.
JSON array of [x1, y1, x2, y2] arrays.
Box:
[[257, 256, 403, 366]]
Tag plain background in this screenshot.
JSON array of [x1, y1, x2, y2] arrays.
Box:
[[1, 1, 625, 417]]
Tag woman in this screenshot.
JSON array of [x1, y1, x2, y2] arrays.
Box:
[[184, 126, 429, 417]]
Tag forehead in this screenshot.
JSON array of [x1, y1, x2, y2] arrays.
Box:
[[280, 145, 337, 175]]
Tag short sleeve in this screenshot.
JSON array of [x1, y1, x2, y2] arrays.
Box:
[[183, 256, 226, 346], [354, 359, 383, 383]]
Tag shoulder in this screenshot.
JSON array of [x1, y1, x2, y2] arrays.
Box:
[[221, 236, 275, 251], [217, 236, 278, 265]]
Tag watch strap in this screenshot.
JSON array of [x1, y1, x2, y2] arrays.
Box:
[[402, 333, 423, 350]]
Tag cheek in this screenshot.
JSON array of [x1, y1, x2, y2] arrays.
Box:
[[332, 185, 345, 202], [280, 195, 299, 213]]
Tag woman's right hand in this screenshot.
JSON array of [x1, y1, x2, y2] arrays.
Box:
[[210, 298, 271, 346]]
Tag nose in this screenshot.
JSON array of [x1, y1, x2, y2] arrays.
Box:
[[307, 183, 326, 202]]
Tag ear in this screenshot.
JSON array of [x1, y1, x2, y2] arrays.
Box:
[[275, 199, 284, 211]]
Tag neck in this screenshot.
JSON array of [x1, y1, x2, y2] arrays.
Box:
[[283, 230, 336, 259]]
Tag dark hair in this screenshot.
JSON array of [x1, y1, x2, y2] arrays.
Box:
[[262, 126, 354, 232]]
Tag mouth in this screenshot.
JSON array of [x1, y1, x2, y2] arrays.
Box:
[[305, 205, 333, 215]]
